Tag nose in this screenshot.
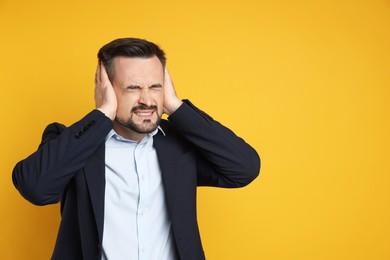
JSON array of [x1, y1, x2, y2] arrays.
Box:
[[138, 89, 152, 107]]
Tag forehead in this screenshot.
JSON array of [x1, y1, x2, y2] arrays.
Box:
[[112, 56, 164, 85]]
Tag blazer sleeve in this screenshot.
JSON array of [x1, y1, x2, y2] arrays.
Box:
[[12, 110, 112, 205], [168, 100, 260, 188]]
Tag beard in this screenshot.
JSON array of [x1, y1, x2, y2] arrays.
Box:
[[116, 105, 161, 134]]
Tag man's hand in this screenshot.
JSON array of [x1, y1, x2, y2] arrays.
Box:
[[163, 67, 183, 115], [95, 63, 117, 120]]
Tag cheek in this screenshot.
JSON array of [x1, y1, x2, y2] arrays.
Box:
[[116, 95, 138, 113], [152, 92, 164, 106]]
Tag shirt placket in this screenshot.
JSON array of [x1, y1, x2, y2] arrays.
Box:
[[134, 139, 149, 260]]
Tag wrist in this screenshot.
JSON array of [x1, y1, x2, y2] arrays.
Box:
[[164, 98, 183, 115], [97, 106, 116, 121]]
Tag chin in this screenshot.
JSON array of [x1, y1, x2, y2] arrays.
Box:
[[116, 113, 161, 134], [132, 118, 160, 134]]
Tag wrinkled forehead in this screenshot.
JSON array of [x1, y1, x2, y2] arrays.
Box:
[[111, 56, 164, 86]]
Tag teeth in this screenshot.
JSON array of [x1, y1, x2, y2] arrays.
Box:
[[136, 111, 153, 116]]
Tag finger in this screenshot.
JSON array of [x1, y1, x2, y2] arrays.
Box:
[[164, 68, 169, 87], [100, 63, 110, 83], [164, 67, 170, 82], [95, 63, 101, 85]]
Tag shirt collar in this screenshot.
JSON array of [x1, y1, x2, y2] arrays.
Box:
[[106, 125, 165, 142]]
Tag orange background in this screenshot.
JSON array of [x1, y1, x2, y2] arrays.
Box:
[[1, 0, 390, 259]]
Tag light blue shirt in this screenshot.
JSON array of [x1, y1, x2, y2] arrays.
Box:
[[102, 127, 177, 260]]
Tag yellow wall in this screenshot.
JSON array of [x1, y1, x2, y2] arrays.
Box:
[[1, 0, 389, 259]]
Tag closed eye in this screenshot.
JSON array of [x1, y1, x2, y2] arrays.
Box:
[[126, 85, 141, 90], [150, 84, 162, 90]]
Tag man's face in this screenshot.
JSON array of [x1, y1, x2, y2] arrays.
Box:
[[111, 56, 164, 139]]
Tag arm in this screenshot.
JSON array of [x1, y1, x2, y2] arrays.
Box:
[[12, 111, 112, 205], [12, 63, 116, 205], [163, 69, 260, 188]]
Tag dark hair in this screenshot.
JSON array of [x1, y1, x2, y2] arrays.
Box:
[[97, 38, 166, 80]]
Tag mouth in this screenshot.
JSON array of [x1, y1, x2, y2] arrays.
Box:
[[133, 109, 156, 119]]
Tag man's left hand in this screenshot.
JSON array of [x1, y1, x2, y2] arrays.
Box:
[[163, 67, 183, 115]]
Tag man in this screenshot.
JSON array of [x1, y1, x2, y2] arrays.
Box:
[[13, 38, 260, 260]]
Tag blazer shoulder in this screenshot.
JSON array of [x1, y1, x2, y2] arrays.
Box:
[[159, 119, 172, 132], [157, 119, 196, 153], [39, 122, 66, 148]]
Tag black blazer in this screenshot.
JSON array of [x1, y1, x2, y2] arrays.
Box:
[[13, 100, 260, 260]]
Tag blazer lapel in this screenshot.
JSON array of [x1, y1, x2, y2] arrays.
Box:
[[84, 143, 106, 245], [81, 129, 180, 245], [153, 131, 178, 212]]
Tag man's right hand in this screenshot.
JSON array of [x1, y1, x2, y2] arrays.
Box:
[[94, 63, 117, 120]]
